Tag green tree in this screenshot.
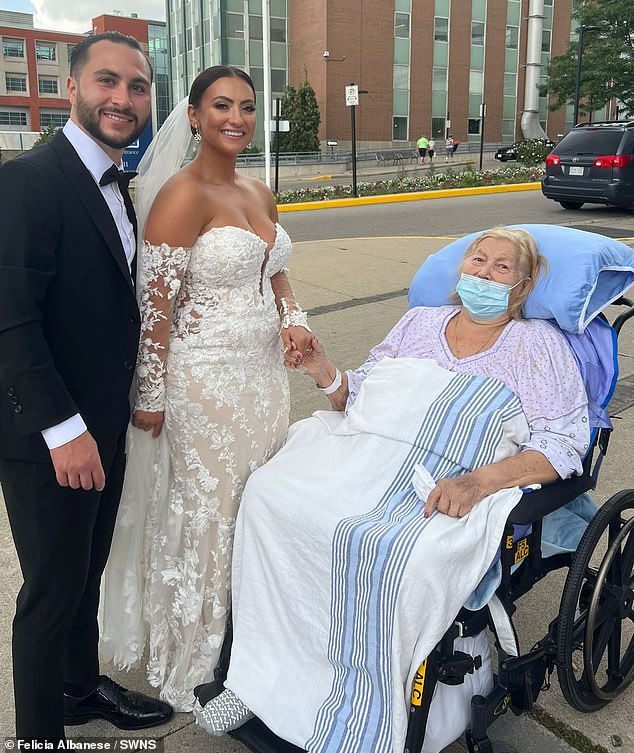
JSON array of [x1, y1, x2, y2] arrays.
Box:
[[540, 0, 634, 118], [33, 123, 60, 148], [278, 79, 321, 152]]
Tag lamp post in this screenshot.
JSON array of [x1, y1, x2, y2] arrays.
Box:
[[573, 25, 599, 127]]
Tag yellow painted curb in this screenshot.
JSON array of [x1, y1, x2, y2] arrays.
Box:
[[277, 182, 541, 212]]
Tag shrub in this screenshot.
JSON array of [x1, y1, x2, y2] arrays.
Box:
[[515, 139, 552, 167]]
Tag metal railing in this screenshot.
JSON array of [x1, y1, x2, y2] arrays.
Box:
[[237, 143, 509, 168]]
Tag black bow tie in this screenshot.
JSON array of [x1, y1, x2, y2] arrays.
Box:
[[99, 164, 138, 189]]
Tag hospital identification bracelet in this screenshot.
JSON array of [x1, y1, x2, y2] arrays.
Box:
[[317, 368, 342, 395]]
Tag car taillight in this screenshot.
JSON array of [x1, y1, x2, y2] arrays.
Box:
[[613, 154, 632, 168], [545, 154, 560, 166], [593, 154, 633, 168]]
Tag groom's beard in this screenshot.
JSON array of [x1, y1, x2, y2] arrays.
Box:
[[75, 86, 149, 151]]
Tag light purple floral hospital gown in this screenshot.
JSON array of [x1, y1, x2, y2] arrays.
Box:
[[346, 305, 590, 478]]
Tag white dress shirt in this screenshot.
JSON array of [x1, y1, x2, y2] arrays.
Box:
[[41, 120, 136, 450]]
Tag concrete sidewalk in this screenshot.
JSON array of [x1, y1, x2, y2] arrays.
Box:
[[1, 236, 633, 753]]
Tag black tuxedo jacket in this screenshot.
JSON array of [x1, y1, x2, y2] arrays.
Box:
[[0, 131, 141, 462]]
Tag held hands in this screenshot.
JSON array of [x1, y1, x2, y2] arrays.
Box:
[[281, 325, 313, 365], [423, 473, 486, 519], [50, 430, 105, 491], [284, 337, 329, 379], [132, 410, 165, 438]]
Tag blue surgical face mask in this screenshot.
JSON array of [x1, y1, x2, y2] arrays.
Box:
[[456, 273, 524, 321]]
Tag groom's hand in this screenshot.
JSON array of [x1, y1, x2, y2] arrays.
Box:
[[50, 430, 105, 491]]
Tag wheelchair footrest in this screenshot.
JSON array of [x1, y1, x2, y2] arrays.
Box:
[[499, 638, 555, 712]]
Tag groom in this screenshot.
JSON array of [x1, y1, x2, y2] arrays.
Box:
[[0, 32, 172, 740]]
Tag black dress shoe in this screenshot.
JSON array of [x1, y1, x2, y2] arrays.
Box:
[[64, 675, 174, 730]]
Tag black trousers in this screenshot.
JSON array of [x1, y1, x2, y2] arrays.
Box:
[[0, 428, 126, 741]]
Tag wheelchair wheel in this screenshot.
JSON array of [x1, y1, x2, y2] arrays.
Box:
[[556, 489, 634, 712]]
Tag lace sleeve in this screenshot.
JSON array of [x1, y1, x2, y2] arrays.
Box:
[[135, 241, 191, 412], [270, 271, 311, 331]]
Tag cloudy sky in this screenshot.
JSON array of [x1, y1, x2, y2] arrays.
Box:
[[5, 0, 165, 32]]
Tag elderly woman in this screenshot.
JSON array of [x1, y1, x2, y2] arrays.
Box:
[[195, 228, 589, 753]]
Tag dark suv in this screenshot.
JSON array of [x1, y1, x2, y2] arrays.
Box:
[[541, 121, 634, 210]]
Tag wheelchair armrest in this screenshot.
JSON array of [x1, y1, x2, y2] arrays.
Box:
[[506, 472, 595, 526]]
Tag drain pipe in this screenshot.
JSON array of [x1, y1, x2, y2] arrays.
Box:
[[520, 0, 548, 139]]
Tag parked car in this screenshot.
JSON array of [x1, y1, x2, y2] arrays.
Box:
[[541, 121, 634, 210], [494, 138, 555, 162]]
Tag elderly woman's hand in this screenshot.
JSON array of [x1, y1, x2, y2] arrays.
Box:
[[423, 474, 487, 518]]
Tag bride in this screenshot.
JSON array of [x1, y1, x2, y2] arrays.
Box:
[[99, 66, 312, 712]]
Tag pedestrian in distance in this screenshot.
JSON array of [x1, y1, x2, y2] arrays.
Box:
[[417, 134, 429, 165], [428, 139, 435, 164], [0, 31, 173, 742], [445, 134, 455, 162]]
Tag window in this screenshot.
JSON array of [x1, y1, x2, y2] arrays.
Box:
[[271, 68, 286, 91], [0, 111, 27, 126], [36, 41, 56, 61], [468, 118, 481, 135], [471, 21, 485, 46], [432, 67, 447, 94], [6, 74, 27, 93], [40, 111, 69, 128], [3, 37, 24, 58], [393, 65, 409, 89], [502, 119, 515, 137], [38, 76, 59, 95], [469, 70, 483, 96], [270, 17, 286, 43], [225, 12, 244, 38], [541, 29, 551, 53], [431, 117, 445, 139], [393, 116, 408, 141], [434, 17, 448, 43], [504, 73, 516, 97], [249, 15, 262, 40], [250, 66, 263, 90], [395, 12, 410, 38], [506, 26, 518, 49]]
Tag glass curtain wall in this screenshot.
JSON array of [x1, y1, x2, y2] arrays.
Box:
[[502, 0, 520, 141], [467, 0, 485, 142], [392, 0, 411, 141], [539, 0, 553, 132], [431, 0, 450, 140], [148, 22, 171, 127], [166, 0, 288, 146]]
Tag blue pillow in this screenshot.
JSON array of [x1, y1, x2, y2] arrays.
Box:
[[408, 224, 634, 333]]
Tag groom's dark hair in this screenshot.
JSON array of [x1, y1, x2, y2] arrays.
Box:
[[70, 31, 153, 81]]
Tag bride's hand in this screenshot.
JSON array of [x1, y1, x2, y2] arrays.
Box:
[[281, 325, 313, 359], [286, 338, 331, 380], [132, 410, 165, 438]]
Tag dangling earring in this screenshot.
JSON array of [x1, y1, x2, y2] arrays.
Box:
[[193, 126, 201, 143]]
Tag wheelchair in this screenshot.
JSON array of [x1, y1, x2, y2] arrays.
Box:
[[221, 223, 634, 753], [225, 294, 634, 753]]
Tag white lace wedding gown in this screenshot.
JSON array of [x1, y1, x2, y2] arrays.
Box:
[[99, 224, 291, 711]]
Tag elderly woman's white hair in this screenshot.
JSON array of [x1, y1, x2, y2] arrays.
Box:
[[452, 227, 548, 320]]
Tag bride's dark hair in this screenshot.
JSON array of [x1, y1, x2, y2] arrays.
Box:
[[188, 66, 257, 136]]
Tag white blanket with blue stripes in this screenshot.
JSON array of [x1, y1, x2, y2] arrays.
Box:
[[226, 357, 530, 753]]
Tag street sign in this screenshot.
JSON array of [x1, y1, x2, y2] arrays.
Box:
[[326, 139, 338, 146], [267, 120, 290, 132], [345, 85, 359, 107]]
